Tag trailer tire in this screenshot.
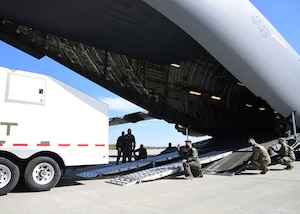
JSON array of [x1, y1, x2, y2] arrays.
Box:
[[0, 158, 20, 195], [24, 156, 61, 192]]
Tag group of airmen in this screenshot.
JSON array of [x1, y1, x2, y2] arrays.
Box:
[[116, 131, 296, 178], [245, 137, 296, 174], [177, 137, 296, 179], [115, 128, 147, 165]]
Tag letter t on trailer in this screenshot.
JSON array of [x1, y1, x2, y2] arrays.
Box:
[[0, 66, 109, 195]]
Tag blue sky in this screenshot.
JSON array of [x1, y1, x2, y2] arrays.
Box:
[[0, 1, 299, 147]]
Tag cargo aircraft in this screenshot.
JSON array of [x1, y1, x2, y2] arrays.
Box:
[[0, 0, 299, 145]]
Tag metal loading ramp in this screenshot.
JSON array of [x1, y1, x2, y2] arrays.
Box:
[[76, 150, 231, 179], [76, 160, 152, 178], [76, 151, 180, 178], [106, 162, 182, 186], [204, 139, 282, 176], [106, 151, 232, 186], [204, 150, 252, 176]]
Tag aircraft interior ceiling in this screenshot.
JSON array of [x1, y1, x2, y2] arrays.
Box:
[[0, 0, 288, 138]]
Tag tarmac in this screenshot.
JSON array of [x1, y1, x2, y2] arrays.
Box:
[[1, 149, 300, 214]]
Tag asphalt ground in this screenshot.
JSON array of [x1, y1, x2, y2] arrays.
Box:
[[1, 150, 300, 214]]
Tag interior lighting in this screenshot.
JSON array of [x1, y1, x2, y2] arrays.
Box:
[[189, 90, 201, 96], [211, 95, 221, 100], [170, 63, 180, 68], [245, 104, 252, 108]]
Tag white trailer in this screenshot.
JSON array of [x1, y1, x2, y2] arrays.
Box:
[[0, 66, 109, 195]]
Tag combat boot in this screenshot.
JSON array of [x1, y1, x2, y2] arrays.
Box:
[[260, 167, 269, 174], [286, 164, 294, 170], [198, 169, 203, 178]]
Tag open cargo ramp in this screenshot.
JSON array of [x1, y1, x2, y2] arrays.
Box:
[[204, 138, 289, 176]]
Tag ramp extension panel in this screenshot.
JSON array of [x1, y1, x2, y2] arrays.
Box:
[[76, 151, 180, 178]]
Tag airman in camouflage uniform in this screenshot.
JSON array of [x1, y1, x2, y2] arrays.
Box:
[[122, 128, 136, 163], [269, 137, 295, 170], [177, 140, 203, 179], [247, 138, 271, 174]]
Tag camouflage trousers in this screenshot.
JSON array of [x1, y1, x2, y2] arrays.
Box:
[[248, 159, 270, 170], [273, 156, 293, 166], [183, 161, 201, 177]]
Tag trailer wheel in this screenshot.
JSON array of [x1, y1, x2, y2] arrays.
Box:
[[24, 156, 61, 192], [0, 158, 20, 195]]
